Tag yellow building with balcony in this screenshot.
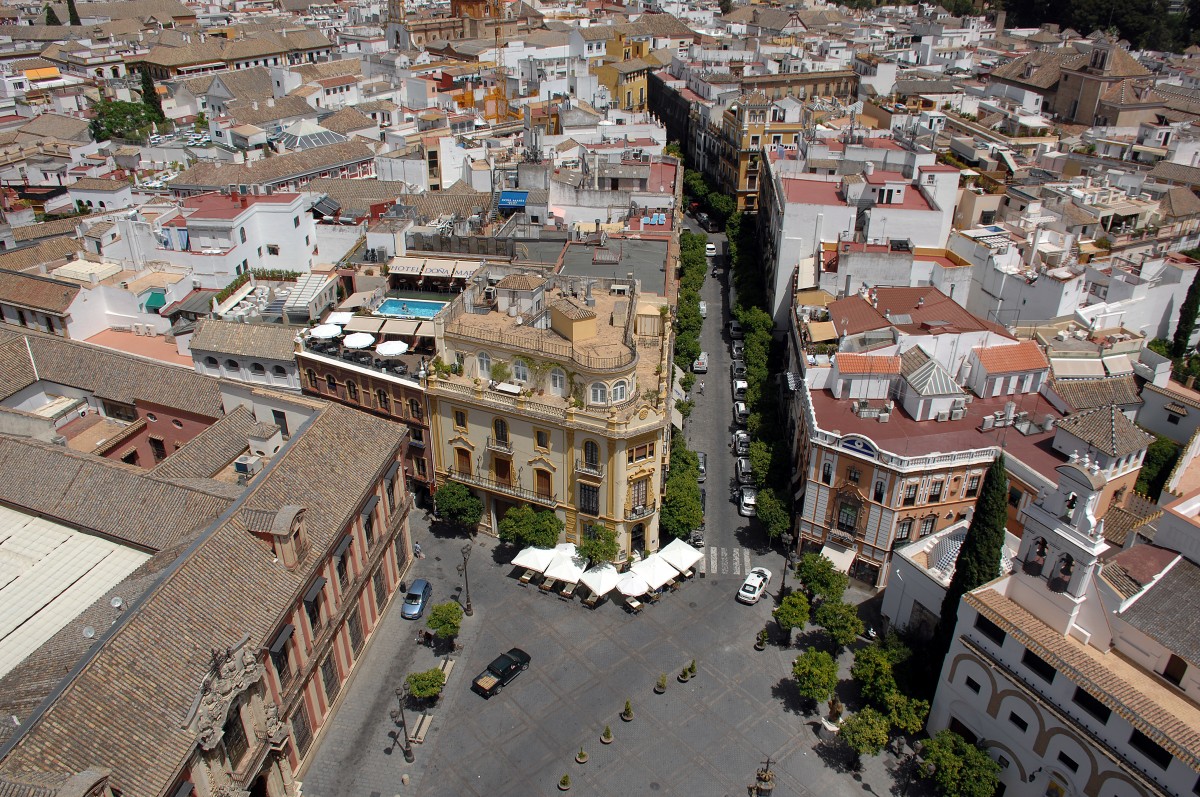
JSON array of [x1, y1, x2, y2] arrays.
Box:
[[427, 267, 673, 560]]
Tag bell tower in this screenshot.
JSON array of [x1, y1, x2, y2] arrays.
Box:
[[1009, 456, 1110, 640]]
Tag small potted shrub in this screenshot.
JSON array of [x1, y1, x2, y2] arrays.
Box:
[[620, 699, 634, 721], [601, 725, 613, 744], [575, 746, 588, 764], [678, 666, 690, 683], [558, 774, 571, 791], [688, 659, 697, 678], [755, 629, 768, 651], [654, 673, 667, 694]]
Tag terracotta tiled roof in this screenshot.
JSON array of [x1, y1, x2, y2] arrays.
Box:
[[0, 404, 404, 796], [1144, 380, 1200, 410], [172, 140, 374, 190], [67, 177, 129, 192], [1149, 160, 1200, 187], [828, 294, 889, 336], [549, 297, 595, 321], [1050, 375, 1143, 411], [0, 239, 84, 273], [1056, 404, 1153, 458], [189, 318, 301, 361], [496, 273, 545, 291], [967, 588, 1200, 768], [149, 404, 258, 480], [835, 353, 901, 375], [1119, 553, 1200, 666], [1159, 185, 1200, 219], [0, 269, 79, 314], [973, 340, 1048, 374]]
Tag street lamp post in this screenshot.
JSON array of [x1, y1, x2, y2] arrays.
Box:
[[390, 687, 415, 763], [779, 533, 794, 600], [459, 542, 474, 617]]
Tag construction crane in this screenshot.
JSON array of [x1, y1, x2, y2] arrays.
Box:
[[483, 0, 514, 123]]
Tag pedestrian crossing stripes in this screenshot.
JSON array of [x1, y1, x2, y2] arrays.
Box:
[[697, 546, 754, 576]]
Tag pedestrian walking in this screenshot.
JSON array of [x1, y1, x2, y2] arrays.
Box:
[[413, 541, 423, 559], [697, 381, 705, 395]]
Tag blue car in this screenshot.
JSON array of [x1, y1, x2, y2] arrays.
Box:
[[401, 579, 432, 619]]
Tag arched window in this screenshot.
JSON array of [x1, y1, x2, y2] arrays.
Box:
[[477, 352, 491, 379], [326, 374, 337, 392], [494, 418, 509, 443], [583, 440, 600, 467], [273, 365, 287, 378], [612, 380, 627, 402], [224, 359, 239, 372], [347, 381, 358, 402], [590, 382, 608, 404], [251, 362, 266, 375], [550, 367, 566, 395], [512, 360, 528, 383], [306, 369, 317, 388], [205, 356, 218, 369]]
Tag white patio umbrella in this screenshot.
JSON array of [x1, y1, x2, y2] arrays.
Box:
[[343, 332, 376, 349], [309, 324, 342, 339], [579, 563, 621, 597], [376, 340, 409, 357], [631, 554, 678, 591], [616, 571, 651, 597], [512, 546, 556, 573], [544, 549, 586, 584], [658, 538, 703, 575]]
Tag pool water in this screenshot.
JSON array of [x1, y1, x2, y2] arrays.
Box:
[[375, 298, 447, 319]]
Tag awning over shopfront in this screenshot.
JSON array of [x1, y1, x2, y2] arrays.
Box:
[[820, 543, 856, 574], [343, 317, 385, 334], [452, 261, 480, 278], [382, 318, 421, 336], [391, 257, 425, 276]]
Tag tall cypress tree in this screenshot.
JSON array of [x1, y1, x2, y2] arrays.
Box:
[[935, 454, 1009, 650], [66, 0, 80, 26], [141, 68, 164, 121], [1172, 274, 1200, 358], [44, 4, 61, 25]]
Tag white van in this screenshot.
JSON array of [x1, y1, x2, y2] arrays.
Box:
[[693, 352, 708, 374]]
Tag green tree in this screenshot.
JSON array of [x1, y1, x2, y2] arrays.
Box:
[[579, 523, 618, 565], [851, 644, 898, 706], [1137, 434, 1181, 500], [405, 668, 447, 700], [936, 455, 1009, 651], [922, 730, 1001, 797], [792, 649, 839, 704], [660, 435, 704, 539], [664, 141, 684, 158], [772, 592, 810, 643], [748, 440, 773, 489], [815, 601, 864, 652], [497, 504, 563, 549], [1173, 270, 1200, 357], [795, 552, 849, 604], [426, 601, 463, 639], [706, 192, 735, 225], [683, 169, 709, 201], [65, 0, 79, 25], [140, 68, 164, 121], [88, 99, 161, 142], [755, 488, 790, 540], [839, 707, 891, 761], [434, 482, 483, 533], [885, 692, 929, 737], [44, 4, 61, 24], [718, 0, 732, 13]]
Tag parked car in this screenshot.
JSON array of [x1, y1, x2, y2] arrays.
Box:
[[736, 456, 754, 485], [731, 340, 745, 358], [401, 578, 433, 620], [727, 320, 744, 340], [738, 486, 758, 516], [693, 351, 709, 373], [697, 451, 707, 482], [699, 300, 708, 319], [696, 211, 711, 230], [733, 401, 749, 426], [731, 360, 747, 379], [705, 242, 718, 257], [471, 648, 531, 698], [732, 430, 750, 455], [732, 379, 748, 401], [737, 567, 772, 604]]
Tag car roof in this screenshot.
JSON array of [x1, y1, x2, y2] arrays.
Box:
[[409, 578, 430, 590]]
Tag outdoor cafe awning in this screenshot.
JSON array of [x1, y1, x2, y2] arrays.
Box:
[[820, 543, 856, 574], [343, 317, 385, 334], [452, 260, 480, 278], [391, 257, 425, 276], [382, 318, 421, 336], [414, 322, 433, 338], [423, 261, 453, 278]]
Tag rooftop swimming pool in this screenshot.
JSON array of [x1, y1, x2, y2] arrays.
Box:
[[375, 298, 447, 320]]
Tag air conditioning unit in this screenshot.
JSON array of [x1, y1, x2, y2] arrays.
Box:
[[483, 286, 496, 300], [950, 408, 966, 421], [936, 410, 951, 422], [234, 455, 263, 475], [981, 415, 995, 430]]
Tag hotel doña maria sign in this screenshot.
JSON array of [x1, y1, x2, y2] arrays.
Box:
[[840, 435, 879, 461]]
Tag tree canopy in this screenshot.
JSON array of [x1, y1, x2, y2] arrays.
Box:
[[660, 434, 704, 539], [838, 707, 891, 759], [140, 69, 165, 121], [937, 455, 1009, 652], [497, 504, 563, 549], [772, 592, 810, 637], [426, 601, 463, 639], [579, 523, 618, 565], [796, 552, 849, 604], [922, 730, 1001, 797], [814, 600, 864, 651], [792, 649, 839, 704], [434, 482, 483, 533], [405, 668, 446, 699], [66, 0, 80, 25], [755, 488, 790, 540], [88, 100, 162, 142], [44, 4, 61, 24]]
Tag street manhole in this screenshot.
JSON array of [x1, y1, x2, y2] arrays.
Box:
[[433, 556, 442, 562], [689, 602, 698, 608], [649, 784, 661, 791]]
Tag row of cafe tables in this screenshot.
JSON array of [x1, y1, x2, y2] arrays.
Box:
[[512, 539, 704, 613]]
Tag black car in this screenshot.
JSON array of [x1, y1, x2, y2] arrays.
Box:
[[471, 648, 531, 698]]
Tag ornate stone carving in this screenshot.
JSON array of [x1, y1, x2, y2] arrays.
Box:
[[191, 644, 264, 751], [212, 784, 251, 797]]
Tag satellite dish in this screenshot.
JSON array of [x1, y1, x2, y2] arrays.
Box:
[[110, 597, 124, 610], [82, 626, 95, 639]]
